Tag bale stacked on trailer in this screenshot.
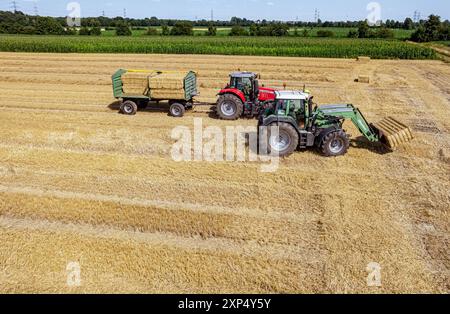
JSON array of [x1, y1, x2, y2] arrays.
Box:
[[121, 71, 152, 95], [149, 72, 186, 100]]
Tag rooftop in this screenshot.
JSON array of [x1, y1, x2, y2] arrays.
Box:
[[275, 90, 310, 100]]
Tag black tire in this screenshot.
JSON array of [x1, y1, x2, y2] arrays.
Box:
[[120, 100, 138, 115], [169, 102, 186, 118], [216, 94, 244, 120], [266, 122, 299, 158], [320, 130, 350, 157]]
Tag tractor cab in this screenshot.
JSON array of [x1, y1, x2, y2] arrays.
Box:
[[267, 90, 312, 129], [227, 72, 260, 101], [216, 71, 275, 120]]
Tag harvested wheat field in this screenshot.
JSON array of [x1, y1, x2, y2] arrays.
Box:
[[0, 52, 448, 293]]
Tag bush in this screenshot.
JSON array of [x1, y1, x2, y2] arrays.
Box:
[[229, 25, 249, 36], [374, 27, 394, 39], [22, 26, 35, 35], [161, 25, 170, 36], [146, 28, 158, 36], [170, 21, 193, 36], [347, 30, 359, 38], [115, 22, 132, 36], [317, 30, 335, 37], [79, 27, 91, 36], [206, 25, 217, 36], [90, 27, 102, 36]]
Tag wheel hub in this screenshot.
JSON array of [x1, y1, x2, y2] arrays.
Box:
[[269, 130, 291, 152], [329, 138, 344, 154], [221, 102, 236, 116]]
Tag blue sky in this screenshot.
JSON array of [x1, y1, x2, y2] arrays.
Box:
[[1, 0, 449, 21]]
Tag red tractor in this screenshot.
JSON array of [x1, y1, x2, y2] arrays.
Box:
[[216, 72, 276, 120]]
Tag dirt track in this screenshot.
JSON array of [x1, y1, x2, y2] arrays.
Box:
[[0, 52, 448, 293]]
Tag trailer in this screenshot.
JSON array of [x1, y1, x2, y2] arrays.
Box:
[[112, 69, 198, 117]]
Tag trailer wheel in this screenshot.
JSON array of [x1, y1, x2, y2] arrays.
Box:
[[320, 130, 350, 157], [216, 94, 244, 120], [267, 122, 299, 158], [120, 100, 138, 115], [169, 102, 186, 118]]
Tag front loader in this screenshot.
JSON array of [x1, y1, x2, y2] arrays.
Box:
[[258, 90, 413, 157]]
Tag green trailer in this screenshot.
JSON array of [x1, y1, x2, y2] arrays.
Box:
[[112, 69, 198, 117]]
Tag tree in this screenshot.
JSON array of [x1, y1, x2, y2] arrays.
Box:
[[35, 16, 65, 35], [170, 21, 193, 35], [403, 17, 414, 30], [411, 25, 427, 42], [410, 15, 446, 42], [206, 24, 217, 36], [424, 15, 442, 41], [249, 24, 258, 36], [115, 21, 131, 36], [161, 25, 170, 36], [357, 20, 370, 38]]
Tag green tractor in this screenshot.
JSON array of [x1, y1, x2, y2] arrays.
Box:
[[258, 90, 413, 157]]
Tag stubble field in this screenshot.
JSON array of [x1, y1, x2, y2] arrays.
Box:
[[0, 52, 448, 293]]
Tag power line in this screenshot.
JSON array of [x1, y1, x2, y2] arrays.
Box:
[[123, 8, 126, 18]]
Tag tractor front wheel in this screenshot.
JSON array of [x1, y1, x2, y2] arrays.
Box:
[[267, 123, 299, 158], [216, 94, 244, 120], [120, 100, 138, 115], [320, 130, 350, 157]]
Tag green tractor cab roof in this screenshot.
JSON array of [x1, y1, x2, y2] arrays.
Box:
[[275, 90, 310, 100]]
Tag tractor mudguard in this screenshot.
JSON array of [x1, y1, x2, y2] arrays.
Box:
[[315, 126, 342, 147], [218, 88, 246, 103], [260, 115, 301, 134]]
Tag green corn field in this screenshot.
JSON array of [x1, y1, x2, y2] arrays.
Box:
[[0, 35, 437, 59]]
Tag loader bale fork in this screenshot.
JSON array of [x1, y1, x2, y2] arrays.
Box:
[[371, 117, 414, 149]]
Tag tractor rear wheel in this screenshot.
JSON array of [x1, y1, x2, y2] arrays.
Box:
[[216, 94, 244, 120], [267, 123, 299, 157], [120, 100, 138, 115], [320, 130, 350, 157]]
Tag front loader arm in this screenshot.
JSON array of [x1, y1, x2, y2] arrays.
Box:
[[317, 104, 379, 142], [317, 104, 413, 149]]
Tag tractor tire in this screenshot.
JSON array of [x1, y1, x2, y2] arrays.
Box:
[[169, 102, 186, 118], [216, 94, 244, 120], [120, 100, 138, 115], [320, 130, 350, 157], [267, 122, 299, 158]]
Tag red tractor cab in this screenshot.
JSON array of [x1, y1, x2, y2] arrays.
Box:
[[216, 72, 275, 120]]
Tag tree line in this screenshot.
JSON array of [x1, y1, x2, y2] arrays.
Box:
[[0, 10, 448, 41]]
